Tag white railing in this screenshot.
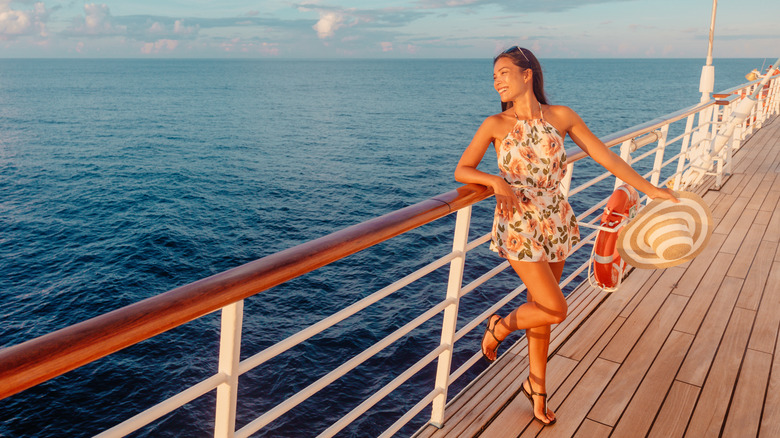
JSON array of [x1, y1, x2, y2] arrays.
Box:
[[3, 74, 779, 438]]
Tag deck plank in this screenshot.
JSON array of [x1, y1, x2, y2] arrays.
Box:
[[726, 221, 770, 278], [477, 355, 577, 438], [676, 276, 743, 386], [530, 358, 620, 438], [588, 294, 688, 425], [759, 324, 780, 438], [747, 261, 780, 354], [721, 349, 773, 438], [647, 380, 700, 438], [599, 269, 685, 364], [673, 252, 735, 335], [684, 307, 756, 437], [573, 419, 612, 438], [609, 330, 694, 438], [735, 239, 778, 311]]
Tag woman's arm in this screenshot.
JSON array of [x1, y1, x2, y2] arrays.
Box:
[[455, 117, 521, 215], [560, 107, 679, 202]]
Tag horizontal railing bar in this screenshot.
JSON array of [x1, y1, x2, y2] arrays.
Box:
[[666, 129, 695, 145], [577, 196, 610, 222], [559, 256, 592, 290], [379, 388, 441, 438], [567, 168, 614, 197], [236, 299, 453, 436], [714, 74, 778, 95], [662, 151, 685, 169], [0, 184, 491, 400], [465, 232, 492, 253], [96, 373, 227, 438], [459, 259, 510, 297], [566, 100, 715, 163], [448, 352, 482, 388], [318, 344, 449, 438], [453, 281, 527, 345], [237, 249, 459, 375], [633, 145, 662, 163]]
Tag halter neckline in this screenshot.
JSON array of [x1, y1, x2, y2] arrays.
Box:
[[514, 102, 544, 121]]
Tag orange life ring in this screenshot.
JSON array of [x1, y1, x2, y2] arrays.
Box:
[[592, 184, 639, 289]]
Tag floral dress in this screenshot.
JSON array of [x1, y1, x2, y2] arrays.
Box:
[[489, 114, 580, 262]]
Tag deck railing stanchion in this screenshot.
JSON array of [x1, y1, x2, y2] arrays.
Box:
[[674, 114, 696, 190], [692, 105, 712, 164], [614, 139, 634, 191], [214, 300, 245, 438], [429, 206, 472, 428], [649, 125, 669, 187]]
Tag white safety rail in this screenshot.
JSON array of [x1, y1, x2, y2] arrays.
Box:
[[7, 75, 780, 438]]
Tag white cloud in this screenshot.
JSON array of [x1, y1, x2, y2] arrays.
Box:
[[141, 38, 178, 54], [68, 3, 126, 36], [313, 11, 344, 39], [0, 0, 47, 39], [173, 20, 197, 36], [380, 41, 393, 51]]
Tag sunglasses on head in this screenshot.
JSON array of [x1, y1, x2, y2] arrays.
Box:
[[503, 46, 530, 63]]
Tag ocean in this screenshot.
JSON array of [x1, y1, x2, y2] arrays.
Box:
[[0, 57, 767, 437]]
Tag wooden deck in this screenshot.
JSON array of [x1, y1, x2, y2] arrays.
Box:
[[415, 115, 780, 438]]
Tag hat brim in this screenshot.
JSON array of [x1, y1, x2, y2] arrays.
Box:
[[616, 191, 713, 269]]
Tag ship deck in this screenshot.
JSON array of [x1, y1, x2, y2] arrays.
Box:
[[415, 115, 780, 438]]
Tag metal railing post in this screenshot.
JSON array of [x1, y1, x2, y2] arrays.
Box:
[[560, 162, 574, 197], [691, 105, 712, 163], [649, 125, 669, 187], [214, 300, 244, 438], [614, 139, 634, 191], [429, 206, 472, 428], [674, 114, 696, 190]]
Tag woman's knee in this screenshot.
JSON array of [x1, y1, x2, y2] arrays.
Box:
[[548, 301, 568, 325]]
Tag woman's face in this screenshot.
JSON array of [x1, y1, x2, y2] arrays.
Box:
[[493, 57, 530, 102]]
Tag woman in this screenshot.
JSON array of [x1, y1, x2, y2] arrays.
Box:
[[454, 47, 678, 426]]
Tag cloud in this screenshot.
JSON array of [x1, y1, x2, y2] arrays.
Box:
[[380, 41, 393, 51], [65, 3, 126, 36], [146, 19, 198, 38], [0, 0, 48, 39], [295, 3, 432, 43], [141, 38, 178, 54], [415, 0, 634, 13], [313, 11, 344, 38]]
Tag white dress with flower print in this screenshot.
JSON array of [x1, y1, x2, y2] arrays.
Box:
[[489, 116, 580, 262]]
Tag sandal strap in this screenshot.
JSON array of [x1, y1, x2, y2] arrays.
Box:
[[525, 377, 547, 397], [487, 315, 504, 345]]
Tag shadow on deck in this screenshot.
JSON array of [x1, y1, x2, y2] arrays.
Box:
[[415, 115, 780, 438]]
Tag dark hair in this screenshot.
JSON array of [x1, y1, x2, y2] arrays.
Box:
[[494, 46, 548, 111]]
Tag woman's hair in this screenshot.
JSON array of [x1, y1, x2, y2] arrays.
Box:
[[494, 46, 548, 111]]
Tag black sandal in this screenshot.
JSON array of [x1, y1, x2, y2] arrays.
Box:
[[521, 377, 557, 426], [481, 314, 503, 363]]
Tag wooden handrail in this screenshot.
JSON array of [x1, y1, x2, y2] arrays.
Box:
[[0, 184, 493, 400]]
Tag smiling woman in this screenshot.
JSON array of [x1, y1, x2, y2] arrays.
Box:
[[453, 46, 678, 426]]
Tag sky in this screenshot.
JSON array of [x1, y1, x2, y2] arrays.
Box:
[[0, 0, 778, 58]]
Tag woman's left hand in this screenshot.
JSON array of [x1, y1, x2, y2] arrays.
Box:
[[649, 186, 680, 203]]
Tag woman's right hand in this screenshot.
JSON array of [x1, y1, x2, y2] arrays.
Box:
[[492, 178, 521, 219]]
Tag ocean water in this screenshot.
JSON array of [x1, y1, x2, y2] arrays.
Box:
[[0, 58, 766, 437]]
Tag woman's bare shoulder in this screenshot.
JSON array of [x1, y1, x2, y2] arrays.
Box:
[[544, 104, 579, 119], [480, 111, 514, 135], [543, 104, 582, 132]]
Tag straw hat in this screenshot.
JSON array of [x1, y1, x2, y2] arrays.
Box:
[[616, 191, 713, 269]]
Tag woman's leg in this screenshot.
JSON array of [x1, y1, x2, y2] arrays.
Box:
[[523, 261, 565, 423], [482, 260, 566, 423]]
